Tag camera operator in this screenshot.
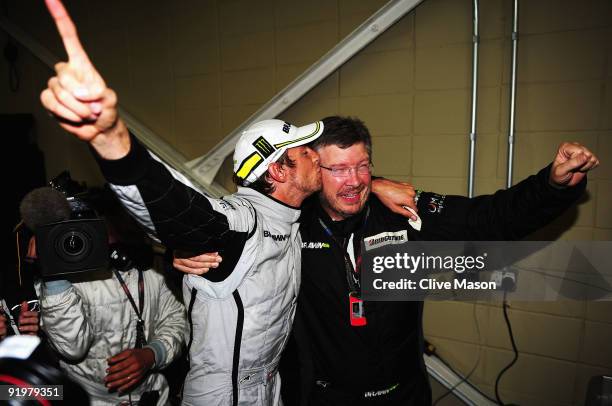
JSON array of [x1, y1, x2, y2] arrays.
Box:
[[26, 184, 187, 405]]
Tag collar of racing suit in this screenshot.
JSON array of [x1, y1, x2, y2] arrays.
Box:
[[236, 186, 301, 223]]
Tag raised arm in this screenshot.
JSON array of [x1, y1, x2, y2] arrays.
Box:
[[416, 142, 599, 241], [40, 0, 130, 159], [40, 0, 256, 277]]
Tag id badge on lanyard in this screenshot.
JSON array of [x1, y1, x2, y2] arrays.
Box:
[[349, 291, 367, 326], [319, 209, 369, 327]]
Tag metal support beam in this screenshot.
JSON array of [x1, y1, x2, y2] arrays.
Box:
[[467, 0, 479, 198], [0, 16, 229, 197], [426, 354, 496, 406], [187, 0, 425, 186], [506, 0, 519, 189]]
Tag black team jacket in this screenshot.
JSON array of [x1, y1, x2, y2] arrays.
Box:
[[283, 164, 586, 405]]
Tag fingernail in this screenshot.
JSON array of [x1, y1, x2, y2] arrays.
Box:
[[90, 102, 102, 114], [73, 88, 88, 98]]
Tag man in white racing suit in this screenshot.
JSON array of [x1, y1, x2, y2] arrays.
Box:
[[39, 2, 324, 405]]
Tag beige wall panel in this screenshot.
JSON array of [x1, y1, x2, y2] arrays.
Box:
[[595, 180, 612, 228], [275, 65, 338, 103], [170, 39, 219, 78], [340, 13, 414, 55], [278, 98, 339, 127], [413, 135, 468, 177], [275, 63, 309, 91], [574, 364, 612, 405], [580, 321, 612, 368], [130, 72, 175, 143], [221, 31, 275, 71], [126, 12, 173, 79], [427, 337, 486, 384], [338, 0, 388, 16], [416, 43, 470, 90], [586, 302, 612, 324], [370, 136, 412, 177], [168, 0, 217, 41], [513, 30, 607, 84], [175, 107, 221, 155], [478, 0, 505, 40], [277, 21, 338, 66], [592, 133, 612, 180], [608, 30, 612, 77], [218, 0, 274, 36], [82, 1, 132, 34], [505, 301, 586, 320], [414, 0, 471, 46], [221, 68, 275, 106], [339, 93, 413, 136], [175, 74, 220, 111], [483, 349, 577, 403], [414, 89, 469, 134], [221, 104, 259, 134], [474, 135, 500, 180], [508, 82, 602, 132], [340, 49, 414, 97], [275, 0, 338, 28], [519, 0, 612, 35], [423, 302, 487, 344], [477, 87, 502, 134], [411, 176, 466, 195], [86, 28, 132, 96], [473, 177, 505, 196], [479, 40, 504, 87], [176, 138, 220, 162], [486, 309, 583, 361], [604, 77, 612, 129], [497, 132, 599, 183]]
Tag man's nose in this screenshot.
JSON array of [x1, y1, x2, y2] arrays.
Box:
[[345, 167, 361, 185]]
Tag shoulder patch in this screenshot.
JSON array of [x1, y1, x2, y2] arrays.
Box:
[[427, 194, 446, 214]]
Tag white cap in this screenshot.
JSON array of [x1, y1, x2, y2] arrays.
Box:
[[233, 119, 324, 185]]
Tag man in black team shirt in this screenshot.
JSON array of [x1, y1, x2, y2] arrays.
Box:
[[294, 116, 598, 405]]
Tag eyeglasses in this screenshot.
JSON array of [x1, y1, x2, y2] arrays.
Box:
[[319, 163, 373, 178]]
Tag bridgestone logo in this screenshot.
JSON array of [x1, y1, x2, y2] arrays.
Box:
[[364, 230, 408, 251]]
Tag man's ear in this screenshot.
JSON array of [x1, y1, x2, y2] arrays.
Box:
[[267, 162, 287, 184]]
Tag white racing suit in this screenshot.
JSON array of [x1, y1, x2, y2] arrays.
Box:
[[96, 135, 301, 405]]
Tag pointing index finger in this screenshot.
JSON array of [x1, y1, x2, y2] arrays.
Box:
[[45, 0, 90, 66]]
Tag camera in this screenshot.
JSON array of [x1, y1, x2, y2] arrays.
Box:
[[36, 218, 108, 278], [33, 172, 109, 278]]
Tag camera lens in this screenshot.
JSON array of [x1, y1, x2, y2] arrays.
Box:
[[63, 232, 85, 255]]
